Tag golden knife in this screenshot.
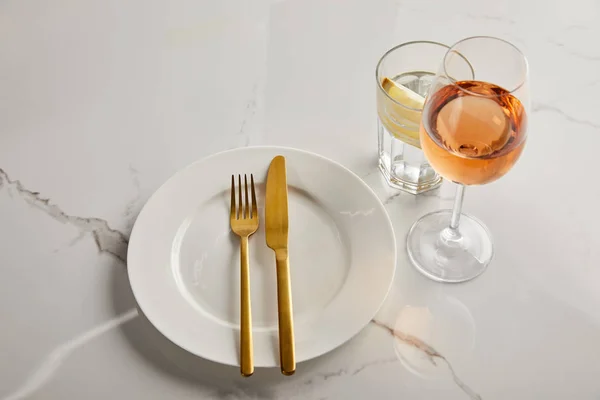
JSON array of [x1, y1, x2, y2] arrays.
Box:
[[265, 155, 296, 376]]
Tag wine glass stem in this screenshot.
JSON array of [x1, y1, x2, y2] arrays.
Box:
[[440, 184, 465, 244], [450, 184, 465, 230]]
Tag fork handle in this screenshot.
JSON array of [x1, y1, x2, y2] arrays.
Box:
[[240, 236, 253, 377], [275, 249, 296, 375]]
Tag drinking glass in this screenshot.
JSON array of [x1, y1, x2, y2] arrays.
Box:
[[407, 36, 530, 282], [376, 42, 473, 194]]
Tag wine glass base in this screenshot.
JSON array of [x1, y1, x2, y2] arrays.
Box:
[[407, 210, 494, 283]]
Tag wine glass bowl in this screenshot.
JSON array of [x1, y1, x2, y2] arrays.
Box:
[[420, 79, 528, 185], [407, 37, 530, 283]]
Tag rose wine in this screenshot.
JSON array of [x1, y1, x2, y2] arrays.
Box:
[[420, 80, 527, 185]]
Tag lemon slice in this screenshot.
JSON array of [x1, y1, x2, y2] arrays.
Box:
[[381, 77, 424, 123], [379, 77, 425, 147]]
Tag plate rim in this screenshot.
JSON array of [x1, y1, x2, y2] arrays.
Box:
[[127, 145, 397, 367]]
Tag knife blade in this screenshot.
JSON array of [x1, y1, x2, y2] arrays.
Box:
[[265, 155, 296, 375]]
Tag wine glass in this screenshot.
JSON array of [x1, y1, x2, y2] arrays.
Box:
[[407, 36, 530, 283]]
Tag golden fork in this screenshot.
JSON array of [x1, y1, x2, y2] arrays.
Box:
[[230, 174, 259, 377]]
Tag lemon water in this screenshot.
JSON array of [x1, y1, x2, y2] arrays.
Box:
[[377, 71, 442, 194]]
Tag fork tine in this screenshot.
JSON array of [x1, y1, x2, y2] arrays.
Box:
[[230, 175, 235, 221], [244, 175, 250, 219], [238, 175, 242, 220], [251, 174, 257, 219]]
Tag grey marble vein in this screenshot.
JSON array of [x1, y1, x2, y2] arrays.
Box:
[[303, 357, 397, 386], [383, 191, 404, 205], [548, 38, 600, 61], [394, 0, 429, 15], [371, 319, 482, 400], [532, 102, 600, 131], [123, 165, 143, 232], [421, 188, 455, 202], [0, 168, 129, 264], [210, 385, 274, 400], [359, 168, 380, 180], [565, 25, 590, 32], [123, 164, 142, 219], [233, 83, 259, 149], [465, 13, 516, 25], [350, 357, 398, 376]]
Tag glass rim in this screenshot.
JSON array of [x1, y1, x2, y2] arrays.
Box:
[[376, 41, 461, 112], [442, 36, 530, 97]]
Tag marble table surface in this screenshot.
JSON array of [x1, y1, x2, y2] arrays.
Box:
[[2, 0, 599, 399]]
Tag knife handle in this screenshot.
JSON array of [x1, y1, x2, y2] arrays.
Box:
[[275, 249, 296, 375]]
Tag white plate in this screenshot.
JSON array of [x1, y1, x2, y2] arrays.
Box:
[[128, 147, 396, 367]]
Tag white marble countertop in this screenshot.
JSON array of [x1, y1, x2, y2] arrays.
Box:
[[1, 0, 599, 399]]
